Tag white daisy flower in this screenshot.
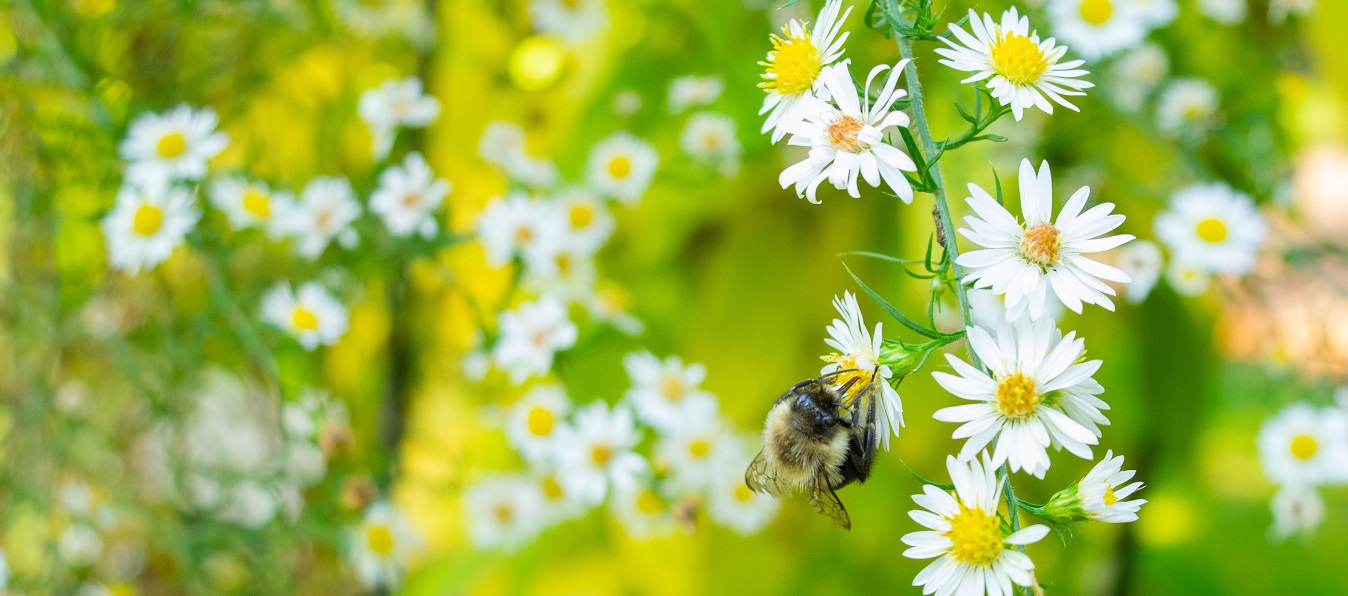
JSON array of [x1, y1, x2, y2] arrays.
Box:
[[370, 152, 450, 239], [820, 291, 904, 451], [554, 187, 614, 254], [1048, 0, 1149, 62], [586, 131, 658, 204], [936, 7, 1094, 121], [1156, 78, 1219, 138], [522, 235, 598, 304], [557, 402, 647, 505], [778, 60, 916, 203], [1164, 259, 1211, 296], [902, 453, 1050, 595], [1107, 43, 1168, 112], [1198, 0, 1247, 24], [1076, 450, 1146, 522], [476, 192, 563, 268], [491, 297, 578, 384], [119, 105, 228, 192], [478, 122, 559, 189], [529, 0, 608, 44], [957, 159, 1134, 320], [932, 319, 1109, 478], [1258, 402, 1348, 487], [101, 185, 200, 273], [969, 287, 1065, 329], [464, 474, 545, 551], [668, 75, 724, 113], [609, 483, 675, 540], [586, 282, 645, 336], [1115, 240, 1164, 303], [655, 404, 741, 492], [261, 282, 349, 351], [504, 384, 573, 466], [284, 176, 361, 260], [1130, 0, 1179, 26], [757, 0, 851, 143], [680, 111, 741, 176], [622, 351, 718, 432], [533, 469, 590, 527], [348, 501, 421, 589], [706, 459, 780, 535], [208, 177, 294, 238], [358, 77, 440, 158], [1269, 485, 1323, 541], [1154, 182, 1266, 276]]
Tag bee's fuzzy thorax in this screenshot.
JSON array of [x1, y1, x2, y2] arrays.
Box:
[[764, 401, 850, 490]]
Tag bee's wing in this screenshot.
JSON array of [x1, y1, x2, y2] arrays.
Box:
[[745, 449, 792, 498], [846, 378, 879, 483], [810, 483, 851, 530]]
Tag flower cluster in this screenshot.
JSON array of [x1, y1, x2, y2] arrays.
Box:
[[1258, 397, 1348, 540]]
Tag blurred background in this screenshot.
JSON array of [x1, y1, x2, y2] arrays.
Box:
[[3, 0, 1348, 593]]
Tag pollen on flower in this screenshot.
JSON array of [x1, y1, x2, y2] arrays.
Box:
[[1290, 434, 1319, 460], [821, 352, 874, 400], [826, 115, 866, 153], [759, 28, 822, 96], [1019, 223, 1064, 268], [1078, 0, 1114, 26], [526, 406, 555, 437], [591, 443, 613, 466], [132, 204, 164, 236], [996, 372, 1040, 418], [291, 306, 320, 331], [365, 524, 395, 556], [636, 489, 664, 515], [608, 155, 632, 179], [990, 32, 1050, 86], [944, 504, 1003, 566], [687, 438, 711, 459], [156, 131, 187, 158], [242, 188, 271, 218], [1195, 217, 1228, 243], [1103, 484, 1119, 507]]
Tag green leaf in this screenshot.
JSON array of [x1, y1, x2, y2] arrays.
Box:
[[904, 463, 955, 490], [844, 264, 944, 340]]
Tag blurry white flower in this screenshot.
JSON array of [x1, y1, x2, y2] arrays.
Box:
[[586, 282, 646, 336], [59, 480, 94, 516], [1048, 0, 1149, 62], [933, 319, 1109, 478], [348, 501, 421, 589], [1077, 450, 1146, 522], [119, 104, 227, 192], [1156, 78, 1219, 138], [936, 7, 1093, 120], [1154, 182, 1266, 275], [464, 475, 546, 551], [101, 185, 199, 273], [1108, 43, 1169, 112], [359, 77, 440, 158], [668, 75, 724, 113], [758, 0, 851, 143], [335, 0, 434, 48], [492, 297, 578, 384], [554, 187, 614, 254], [680, 111, 741, 176], [213, 480, 280, 528], [530, 0, 608, 44], [622, 351, 718, 431], [478, 122, 559, 189], [1259, 403, 1348, 487], [587, 131, 658, 204], [901, 453, 1049, 595], [1164, 259, 1211, 296], [284, 176, 361, 259], [533, 470, 590, 527], [462, 349, 490, 382], [820, 291, 904, 451], [957, 159, 1133, 320], [261, 282, 349, 351], [208, 177, 294, 238], [477, 192, 564, 267], [0, 549, 8, 589], [610, 483, 675, 539], [370, 152, 450, 238], [1269, 485, 1323, 541], [613, 90, 643, 116], [1130, 0, 1179, 26], [557, 402, 647, 505], [505, 384, 573, 466], [59, 523, 103, 567], [1115, 240, 1164, 303], [706, 462, 780, 534], [656, 405, 742, 492], [1198, 0, 1247, 24]]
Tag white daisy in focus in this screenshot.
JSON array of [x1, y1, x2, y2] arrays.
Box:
[[586, 132, 658, 204], [1258, 402, 1348, 487], [492, 297, 578, 384], [558, 402, 647, 505], [261, 282, 349, 351], [656, 405, 742, 492], [932, 319, 1109, 478], [901, 453, 1049, 595], [1077, 450, 1146, 522], [936, 7, 1094, 121], [284, 176, 361, 260], [610, 483, 675, 539], [757, 0, 851, 143], [957, 159, 1134, 320], [1114, 240, 1164, 303], [1048, 0, 1149, 62], [504, 384, 572, 466], [706, 459, 780, 535], [968, 287, 1065, 329], [464, 475, 545, 551], [1107, 43, 1168, 112], [819, 291, 904, 451], [1269, 485, 1323, 541], [101, 185, 200, 273], [1154, 182, 1266, 275], [119, 105, 228, 192], [668, 75, 724, 113], [476, 192, 562, 268], [1156, 78, 1219, 138], [555, 187, 614, 254], [348, 501, 421, 589], [680, 111, 741, 176], [208, 177, 293, 238], [530, 0, 608, 44], [622, 351, 718, 432], [370, 152, 450, 239], [1164, 259, 1211, 296], [779, 60, 916, 203], [1198, 0, 1247, 24], [358, 77, 440, 158]]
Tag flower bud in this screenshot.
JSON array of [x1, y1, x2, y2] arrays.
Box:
[[879, 339, 921, 378], [1040, 482, 1090, 524]]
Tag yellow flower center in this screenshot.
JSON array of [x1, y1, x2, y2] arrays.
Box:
[[990, 32, 1050, 86], [554, 253, 572, 275], [315, 210, 333, 231], [526, 406, 554, 437], [734, 483, 755, 503], [995, 372, 1040, 418], [659, 375, 684, 401], [1079, 0, 1114, 26], [132, 204, 164, 236], [826, 115, 866, 153], [608, 155, 632, 179], [242, 188, 271, 218], [1290, 434, 1319, 460], [1194, 217, 1228, 243], [636, 489, 663, 515], [944, 504, 1003, 566], [591, 443, 613, 466], [514, 224, 534, 244], [291, 306, 319, 331], [759, 27, 822, 96], [568, 203, 593, 229], [156, 131, 187, 158], [1182, 102, 1207, 120], [493, 503, 514, 523], [365, 524, 395, 556], [702, 131, 722, 149], [1103, 484, 1119, 507], [541, 475, 564, 500], [688, 438, 711, 459], [820, 352, 874, 400], [1019, 223, 1064, 268]]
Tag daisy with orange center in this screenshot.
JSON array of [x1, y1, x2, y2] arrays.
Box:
[[622, 351, 717, 431], [557, 403, 647, 506], [820, 291, 904, 452], [463, 476, 545, 552], [492, 297, 578, 384], [370, 152, 451, 239], [284, 176, 361, 260], [758, 0, 851, 143]]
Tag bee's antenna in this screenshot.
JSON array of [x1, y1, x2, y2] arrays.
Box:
[[835, 376, 861, 395]]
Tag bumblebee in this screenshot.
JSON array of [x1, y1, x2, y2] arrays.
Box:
[[744, 369, 880, 529]]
